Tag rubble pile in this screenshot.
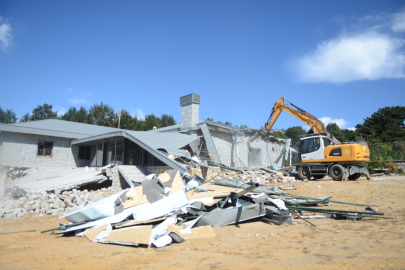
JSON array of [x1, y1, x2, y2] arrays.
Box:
[[43, 168, 384, 249], [0, 187, 117, 219], [223, 169, 296, 184]]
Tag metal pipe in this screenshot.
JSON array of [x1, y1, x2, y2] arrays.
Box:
[[287, 206, 384, 215]]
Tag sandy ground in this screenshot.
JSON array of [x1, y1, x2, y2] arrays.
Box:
[[0, 176, 405, 270]]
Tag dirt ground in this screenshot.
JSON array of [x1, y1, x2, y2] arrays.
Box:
[[0, 176, 405, 270]]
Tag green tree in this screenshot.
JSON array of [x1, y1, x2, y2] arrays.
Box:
[[224, 121, 232, 127], [285, 126, 307, 145], [29, 103, 58, 121], [134, 118, 145, 131], [19, 112, 31, 123], [341, 129, 356, 141], [88, 102, 117, 127], [118, 109, 136, 130], [326, 123, 345, 142], [0, 107, 17, 123], [160, 114, 177, 127], [144, 114, 161, 130], [239, 124, 249, 129], [271, 130, 288, 139], [60, 106, 90, 123], [356, 106, 405, 142], [205, 117, 214, 121]]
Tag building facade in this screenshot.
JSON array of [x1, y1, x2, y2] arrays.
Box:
[[0, 94, 286, 171]]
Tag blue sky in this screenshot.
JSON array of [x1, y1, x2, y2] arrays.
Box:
[[0, 0, 404, 131]]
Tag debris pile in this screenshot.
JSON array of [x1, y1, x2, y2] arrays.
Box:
[[0, 187, 117, 219], [222, 168, 296, 184], [45, 168, 384, 248]]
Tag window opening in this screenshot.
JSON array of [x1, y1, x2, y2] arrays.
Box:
[[322, 138, 331, 147], [299, 138, 314, 154], [38, 141, 53, 157], [314, 138, 321, 151], [79, 146, 91, 160]]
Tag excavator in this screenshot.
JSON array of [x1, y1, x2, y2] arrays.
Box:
[[250, 97, 370, 181]]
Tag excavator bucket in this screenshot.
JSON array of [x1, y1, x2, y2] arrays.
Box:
[[342, 166, 371, 181]]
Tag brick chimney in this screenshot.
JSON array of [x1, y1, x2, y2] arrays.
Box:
[[180, 93, 200, 129]]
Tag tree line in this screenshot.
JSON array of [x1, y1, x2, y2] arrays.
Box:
[[1, 104, 404, 143], [0, 103, 177, 131]]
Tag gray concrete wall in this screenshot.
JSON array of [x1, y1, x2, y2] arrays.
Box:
[[209, 130, 284, 168], [0, 132, 74, 167]]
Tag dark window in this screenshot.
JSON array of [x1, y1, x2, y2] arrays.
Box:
[[38, 141, 53, 157], [323, 138, 331, 147], [314, 138, 321, 151], [299, 138, 315, 154], [79, 146, 91, 160]]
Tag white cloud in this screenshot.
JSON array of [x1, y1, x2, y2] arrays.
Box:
[[392, 11, 405, 32], [135, 109, 145, 120], [55, 106, 67, 117], [0, 16, 12, 52], [66, 88, 93, 105], [291, 12, 405, 83], [320, 117, 348, 129], [68, 99, 88, 105], [347, 127, 356, 131]]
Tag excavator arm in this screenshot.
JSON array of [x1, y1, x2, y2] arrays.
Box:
[[249, 97, 328, 143], [262, 97, 326, 134]]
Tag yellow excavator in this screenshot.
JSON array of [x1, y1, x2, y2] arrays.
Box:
[[250, 97, 370, 181]]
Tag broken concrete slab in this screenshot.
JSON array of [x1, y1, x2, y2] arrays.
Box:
[[6, 167, 106, 194]]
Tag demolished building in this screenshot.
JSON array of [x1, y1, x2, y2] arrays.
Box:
[[0, 94, 285, 179]]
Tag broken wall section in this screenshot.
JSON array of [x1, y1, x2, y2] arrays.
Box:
[[208, 129, 284, 169]]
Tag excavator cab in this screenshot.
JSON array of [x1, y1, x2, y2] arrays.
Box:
[[298, 133, 328, 162]]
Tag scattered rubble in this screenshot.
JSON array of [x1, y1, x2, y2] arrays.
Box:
[[220, 168, 296, 184], [0, 187, 118, 219], [41, 167, 384, 249]]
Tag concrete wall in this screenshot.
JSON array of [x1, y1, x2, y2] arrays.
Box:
[[209, 130, 284, 168], [0, 132, 74, 167]]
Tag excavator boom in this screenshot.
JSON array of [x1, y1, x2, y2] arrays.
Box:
[[263, 97, 326, 134]]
